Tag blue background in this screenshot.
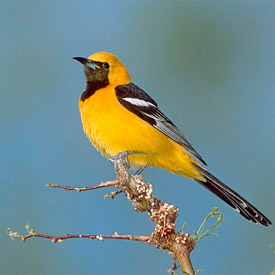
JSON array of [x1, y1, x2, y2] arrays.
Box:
[[1, 1, 274, 274]]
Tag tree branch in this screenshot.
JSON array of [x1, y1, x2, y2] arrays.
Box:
[[10, 160, 223, 274]]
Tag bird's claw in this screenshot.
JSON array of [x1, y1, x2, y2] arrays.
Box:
[[110, 151, 131, 171]]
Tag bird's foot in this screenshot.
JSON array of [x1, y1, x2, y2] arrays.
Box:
[[110, 151, 131, 171]]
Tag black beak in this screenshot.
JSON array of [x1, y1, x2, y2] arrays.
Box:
[[73, 57, 93, 64]]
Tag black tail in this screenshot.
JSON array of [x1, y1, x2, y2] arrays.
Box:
[[193, 164, 272, 226]]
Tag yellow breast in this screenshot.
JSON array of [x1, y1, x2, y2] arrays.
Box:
[[79, 85, 165, 156], [79, 85, 203, 179]]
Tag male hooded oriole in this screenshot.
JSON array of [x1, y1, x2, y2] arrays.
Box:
[[73, 52, 271, 226]]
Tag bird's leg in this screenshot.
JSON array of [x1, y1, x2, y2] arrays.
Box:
[[134, 165, 147, 175], [110, 151, 146, 172], [110, 151, 131, 171]]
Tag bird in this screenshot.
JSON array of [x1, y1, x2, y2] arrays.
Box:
[[73, 52, 271, 226]]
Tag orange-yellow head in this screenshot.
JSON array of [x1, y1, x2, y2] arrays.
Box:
[[73, 52, 131, 89]]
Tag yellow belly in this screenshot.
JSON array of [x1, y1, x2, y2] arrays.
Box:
[[79, 86, 204, 180]]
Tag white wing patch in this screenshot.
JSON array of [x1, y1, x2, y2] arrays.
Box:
[[123, 97, 156, 108], [115, 82, 207, 165]]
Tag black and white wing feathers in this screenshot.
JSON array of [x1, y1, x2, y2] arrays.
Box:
[[115, 83, 207, 165], [194, 164, 272, 226]]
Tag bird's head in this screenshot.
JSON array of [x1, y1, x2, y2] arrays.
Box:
[[73, 52, 131, 87]]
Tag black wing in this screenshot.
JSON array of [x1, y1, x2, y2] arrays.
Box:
[[115, 83, 207, 165]]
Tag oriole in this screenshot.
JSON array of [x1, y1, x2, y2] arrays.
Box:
[[73, 52, 271, 226]]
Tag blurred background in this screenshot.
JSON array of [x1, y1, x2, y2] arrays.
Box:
[[1, 1, 274, 274]]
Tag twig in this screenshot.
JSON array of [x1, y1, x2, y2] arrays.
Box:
[[46, 180, 118, 192], [104, 190, 123, 199], [168, 252, 178, 274], [193, 207, 223, 241], [8, 224, 150, 243]]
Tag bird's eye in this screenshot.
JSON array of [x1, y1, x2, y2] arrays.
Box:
[[102, 62, 110, 70]]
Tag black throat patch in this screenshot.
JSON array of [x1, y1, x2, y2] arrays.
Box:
[[81, 79, 109, 101], [80, 65, 109, 101]]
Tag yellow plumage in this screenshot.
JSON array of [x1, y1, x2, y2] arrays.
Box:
[[79, 83, 203, 180], [78, 52, 203, 180], [74, 51, 271, 226]]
